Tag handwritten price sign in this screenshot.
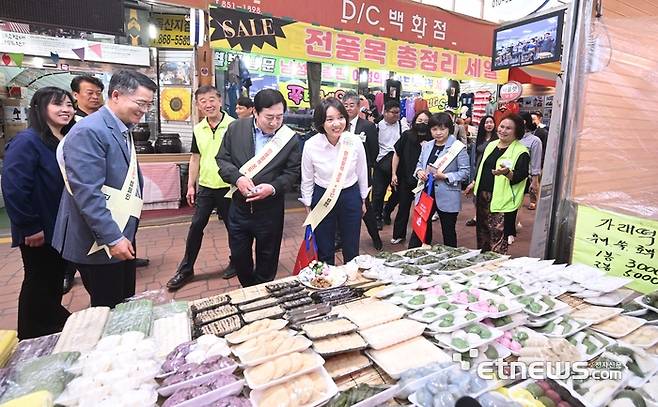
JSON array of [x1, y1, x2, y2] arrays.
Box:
[[573, 205, 658, 293]]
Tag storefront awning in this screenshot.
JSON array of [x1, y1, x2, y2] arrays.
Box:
[[509, 64, 560, 87]]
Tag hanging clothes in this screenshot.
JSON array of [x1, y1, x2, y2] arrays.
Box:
[[374, 92, 384, 116], [405, 97, 416, 122], [414, 97, 429, 113]]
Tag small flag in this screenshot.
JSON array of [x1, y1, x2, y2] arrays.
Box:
[[88, 43, 102, 58], [72, 47, 85, 61], [50, 52, 60, 64], [1, 52, 23, 66], [190, 8, 205, 47]]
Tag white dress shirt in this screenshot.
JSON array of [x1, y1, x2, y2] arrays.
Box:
[[300, 132, 369, 207], [376, 119, 409, 162]]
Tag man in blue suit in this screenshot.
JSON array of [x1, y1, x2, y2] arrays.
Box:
[[53, 70, 157, 307]]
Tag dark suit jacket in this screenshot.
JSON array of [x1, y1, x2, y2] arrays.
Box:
[[216, 118, 301, 206], [52, 106, 143, 265], [354, 117, 379, 170]]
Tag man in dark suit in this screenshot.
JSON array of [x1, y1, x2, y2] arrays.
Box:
[[342, 91, 382, 250], [216, 89, 301, 287], [53, 70, 157, 307]]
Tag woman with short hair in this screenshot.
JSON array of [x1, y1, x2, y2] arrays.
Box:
[[465, 114, 530, 254], [1, 87, 74, 339], [300, 97, 369, 264]]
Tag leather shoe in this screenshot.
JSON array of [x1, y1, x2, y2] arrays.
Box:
[[167, 272, 194, 290], [62, 276, 74, 295], [465, 218, 476, 227], [135, 258, 150, 268], [372, 235, 383, 251], [222, 264, 237, 279]]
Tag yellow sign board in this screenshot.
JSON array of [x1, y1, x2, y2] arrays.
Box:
[[209, 12, 507, 84], [572, 205, 658, 294], [151, 14, 192, 49]]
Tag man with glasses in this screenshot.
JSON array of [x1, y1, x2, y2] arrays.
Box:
[[341, 91, 382, 250], [372, 100, 409, 230], [166, 86, 236, 290], [53, 70, 157, 307], [217, 89, 301, 287]]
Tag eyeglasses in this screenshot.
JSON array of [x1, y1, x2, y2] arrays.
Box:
[[127, 98, 154, 111]]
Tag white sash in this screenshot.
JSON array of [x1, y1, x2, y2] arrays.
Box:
[[303, 133, 358, 230], [59, 136, 143, 258], [224, 124, 297, 198], [412, 140, 466, 194]]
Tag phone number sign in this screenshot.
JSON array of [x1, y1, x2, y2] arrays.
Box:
[[150, 14, 192, 49]]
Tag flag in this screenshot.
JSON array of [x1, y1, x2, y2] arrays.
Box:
[[50, 52, 60, 65], [190, 8, 205, 47], [72, 47, 85, 61], [1, 53, 23, 67], [89, 43, 102, 58]]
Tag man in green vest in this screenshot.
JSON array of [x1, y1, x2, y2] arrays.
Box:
[[167, 85, 235, 290]]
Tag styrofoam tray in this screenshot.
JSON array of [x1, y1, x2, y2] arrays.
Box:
[[238, 336, 313, 367], [636, 296, 658, 315], [426, 310, 487, 333], [434, 324, 504, 352], [350, 384, 401, 407], [519, 294, 570, 317], [581, 275, 633, 293], [482, 313, 528, 332], [225, 319, 288, 345], [584, 289, 634, 306], [408, 306, 453, 324], [494, 283, 539, 299], [400, 291, 446, 310], [525, 307, 570, 328], [467, 298, 524, 319], [569, 306, 624, 325], [567, 330, 614, 361], [591, 315, 647, 339], [496, 326, 542, 356], [172, 379, 245, 407], [249, 367, 338, 407], [619, 325, 658, 349], [535, 316, 591, 338], [365, 337, 451, 379], [243, 350, 325, 390], [157, 363, 238, 396]]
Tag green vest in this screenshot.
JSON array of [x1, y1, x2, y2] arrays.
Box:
[[474, 139, 529, 213], [194, 115, 234, 189]]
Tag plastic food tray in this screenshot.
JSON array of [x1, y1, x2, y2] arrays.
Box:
[[225, 319, 288, 345], [173, 379, 245, 407], [591, 315, 647, 339], [365, 337, 451, 379], [519, 295, 570, 317], [157, 363, 239, 397], [238, 336, 312, 367], [570, 306, 624, 325], [433, 324, 504, 352], [426, 310, 487, 334], [359, 319, 427, 350], [249, 367, 338, 407], [243, 349, 325, 390]]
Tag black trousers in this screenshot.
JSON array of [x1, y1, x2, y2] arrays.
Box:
[[178, 186, 231, 274], [372, 153, 399, 219], [504, 210, 518, 237], [76, 260, 136, 308], [361, 197, 379, 240], [228, 198, 285, 287], [409, 205, 459, 248], [393, 182, 415, 240], [18, 245, 70, 339]]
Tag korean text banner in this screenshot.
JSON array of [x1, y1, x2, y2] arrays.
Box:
[[209, 7, 507, 84], [572, 205, 658, 294]]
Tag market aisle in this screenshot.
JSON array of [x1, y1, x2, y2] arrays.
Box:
[[0, 197, 536, 330]]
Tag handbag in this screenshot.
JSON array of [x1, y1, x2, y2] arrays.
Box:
[[411, 173, 434, 242], [293, 225, 318, 275]]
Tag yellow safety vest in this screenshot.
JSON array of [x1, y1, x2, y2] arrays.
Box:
[[194, 115, 234, 189], [474, 139, 529, 213]]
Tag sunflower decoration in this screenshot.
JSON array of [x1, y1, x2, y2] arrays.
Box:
[[160, 87, 191, 122]]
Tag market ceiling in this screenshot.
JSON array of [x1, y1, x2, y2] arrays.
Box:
[[159, 0, 497, 56]]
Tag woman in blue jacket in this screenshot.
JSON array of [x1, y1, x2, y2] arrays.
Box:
[[1, 87, 74, 339], [410, 112, 470, 248]]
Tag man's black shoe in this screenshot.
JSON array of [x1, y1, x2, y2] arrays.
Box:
[[62, 276, 74, 295], [167, 272, 194, 290], [372, 235, 383, 251], [135, 258, 150, 268], [222, 264, 237, 279]]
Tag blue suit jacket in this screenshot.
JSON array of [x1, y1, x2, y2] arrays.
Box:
[[1, 128, 64, 247], [52, 107, 143, 265], [415, 135, 470, 213]]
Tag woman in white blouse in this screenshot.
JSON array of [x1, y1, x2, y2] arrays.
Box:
[[301, 97, 369, 264]]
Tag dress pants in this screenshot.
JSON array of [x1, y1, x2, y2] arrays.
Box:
[[504, 210, 518, 238], [228, 197, 285, 287], [76, 259, 136, 308], [372, 153, 398, 219], [312, 183, 362, 265], [177, 186, 231, 274], [392, 182, 416, 240], [409, 205, 459, 248], [18, 245, 70, 339], [361, 197, 379, 240]]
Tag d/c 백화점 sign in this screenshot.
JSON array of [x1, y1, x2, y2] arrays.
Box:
[[572, 205, 658, 294], [208, 7, 508, 84]]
